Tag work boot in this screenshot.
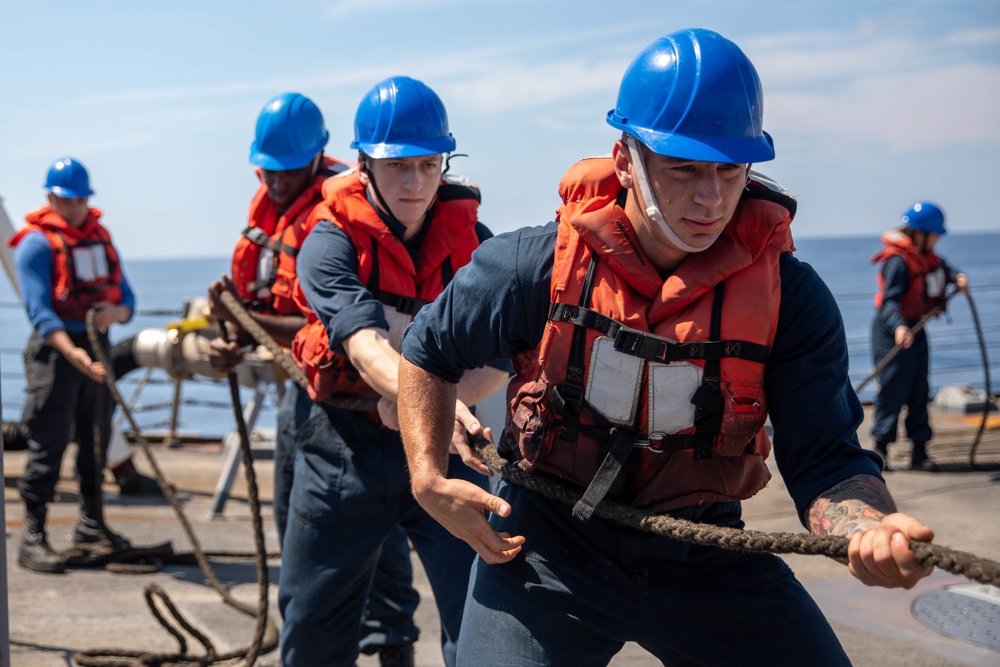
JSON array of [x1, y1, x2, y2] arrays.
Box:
[[73, 494, 132, 550], [909, 442, 939, 472], [378, 643, 415, 667], [18, 503, 66, 574], [874, 441, 889, 461]]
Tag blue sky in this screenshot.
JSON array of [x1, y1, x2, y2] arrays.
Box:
[[1, 1, 998, 259]]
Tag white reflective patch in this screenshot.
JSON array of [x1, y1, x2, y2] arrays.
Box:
[[383, 306, 411, 352], [648, 362, 702, 434], [926, 268, 946, 298], [255, 248, 274, 298], [71, 245, 109, 282], [585, 336, 643, 426]]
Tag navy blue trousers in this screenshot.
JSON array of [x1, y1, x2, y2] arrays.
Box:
[[18, 330, 113, 508], [275, 384, 419, 653], [870, 319, 932, 446], [278, 384, 481, 666]]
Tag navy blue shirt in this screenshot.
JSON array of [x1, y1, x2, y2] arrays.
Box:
[[402, 221, 883, 524]]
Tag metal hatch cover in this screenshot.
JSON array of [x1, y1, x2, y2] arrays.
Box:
[[912, 583, 1000, 651]]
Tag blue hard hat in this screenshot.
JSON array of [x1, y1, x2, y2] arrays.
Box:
[[249, 92, 329, 170], [902, 201, 946, 235], [607, 28, 775, 164], [351, 76, 456, 159], [44, 157, 94, 198]]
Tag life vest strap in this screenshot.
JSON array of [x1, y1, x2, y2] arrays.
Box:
[[572, 428, 636, 522], [241, 226, 300, 257], [370, 289, 431, 317], [548, 302, 768, 364]]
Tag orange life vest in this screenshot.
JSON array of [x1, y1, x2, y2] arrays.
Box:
[[504, 157, 796, 514], [230, 156, 352, 316], [8, 206, 123, 321], [870, 229, 946, 322], [291, 169, 482, 403]]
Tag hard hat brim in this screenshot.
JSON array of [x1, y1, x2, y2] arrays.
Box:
[[350, 136, 456, 160], [610, 113, 775, 164], [48, 185, 94, 198], [248, 147, 324, 171]]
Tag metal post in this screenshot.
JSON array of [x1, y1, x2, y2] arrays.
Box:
[[165, 376, 183, 447], [1, 195, 16, 666], [0, 404, 11, 667]]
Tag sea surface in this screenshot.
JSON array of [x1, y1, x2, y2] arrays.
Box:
[[1, 232, 997, 440]]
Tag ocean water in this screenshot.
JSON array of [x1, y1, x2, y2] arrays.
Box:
[[1, 232, 997, 440]]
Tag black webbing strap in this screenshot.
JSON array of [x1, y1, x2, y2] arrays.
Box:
[[548, 302, 767, 365], [364, 237, 440, 317], [572, 428, 637, 522], [551, 252, 599, 442], [688, 282, 727, 460], [241, 225, 300, 257]]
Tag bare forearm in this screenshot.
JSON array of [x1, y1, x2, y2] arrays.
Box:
[[456, 366, 509, 407], [807, 474, 898, 537], [398, 358, 457, 485], [45, 328, 76, 357], [344, 328, 402, 399]]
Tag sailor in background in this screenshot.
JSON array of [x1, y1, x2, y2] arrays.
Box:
[[8, 157, 135, 573], [870, 202, 969, 470], [204, 92, 422, 665]]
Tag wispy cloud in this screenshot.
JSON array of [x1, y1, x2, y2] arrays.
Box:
[[322, 0, 468, 21], [741, 25, 1000, 152]]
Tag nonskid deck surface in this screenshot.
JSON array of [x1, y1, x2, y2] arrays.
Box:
[[4, 405, 999, 666]]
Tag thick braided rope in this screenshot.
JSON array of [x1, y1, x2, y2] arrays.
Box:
[[219, 290, 379, 412], [80, 310, 278, 667], [468, 435, 1000, 586], [220, 290, 1000, 587]]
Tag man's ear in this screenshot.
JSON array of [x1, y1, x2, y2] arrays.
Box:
[[612, 139, 633, 189]]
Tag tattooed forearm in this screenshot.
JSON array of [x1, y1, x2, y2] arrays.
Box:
[[807, 474, 898, 537]]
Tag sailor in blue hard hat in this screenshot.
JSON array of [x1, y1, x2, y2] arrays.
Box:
[[276, 76, 507, 667], [393, 28, 941, 667], [870, 200, 969, 470]]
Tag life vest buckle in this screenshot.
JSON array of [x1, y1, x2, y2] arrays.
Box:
[[638, 432, 667, 453], [613, 327, 644, 355]]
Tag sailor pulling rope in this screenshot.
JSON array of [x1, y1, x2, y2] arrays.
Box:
[[217, 290, 1000, 587]]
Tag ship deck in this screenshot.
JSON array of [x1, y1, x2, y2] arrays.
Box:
[[4, 404, 1000, 666]]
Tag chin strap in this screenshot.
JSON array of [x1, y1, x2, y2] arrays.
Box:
[[625, 135, 720, 254]]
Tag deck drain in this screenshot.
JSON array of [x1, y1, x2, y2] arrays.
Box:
[[911, 583, 1000, 651]]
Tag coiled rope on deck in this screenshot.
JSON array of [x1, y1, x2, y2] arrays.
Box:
[[77, 308, 278, 667], [217, 291, 1000, 587]]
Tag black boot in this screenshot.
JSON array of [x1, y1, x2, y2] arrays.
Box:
[[378, 644, 415, 667], [909, 442, 938, 472], [73, 494, 132, 550], [874, 441, 889, 461], [18, 503, 66, 574]]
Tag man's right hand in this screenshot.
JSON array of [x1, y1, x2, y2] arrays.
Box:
[[410, 473, 525, 565], [207, 336, 244, 373], [207, 275, 240, 322], [894, 325, 913, 349], [66, 347, 106, 383]]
